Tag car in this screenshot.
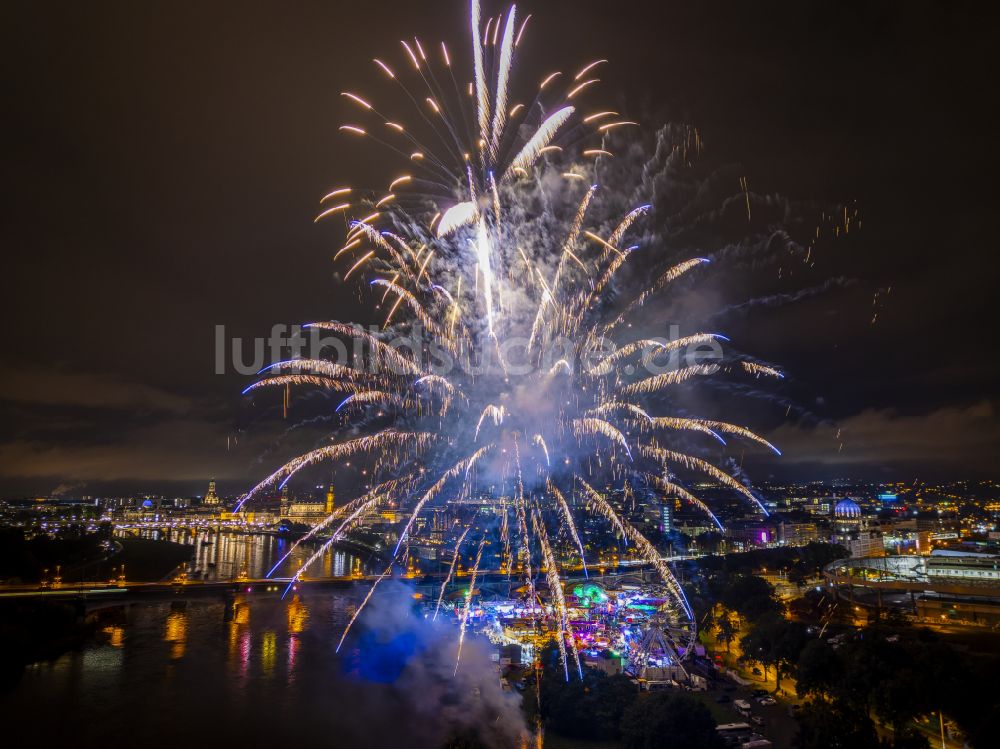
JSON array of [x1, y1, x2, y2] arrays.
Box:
[[758, 696, 777, 706]]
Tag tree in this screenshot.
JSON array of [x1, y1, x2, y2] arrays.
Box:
[[873, 667, 934, 743], [934, 641, 1000, 749], [799, 542, 849, 575], [794, 639, 842, 698], [788, 566, 807, 587], [773, 620, 809, 692], [871, 638, 960, 745], [741, 593, 784, 622], [699, 605, 716, 633], [593, 674, 640, 737], [720, 574, 782, 623], [739, 614, 808, 691], [790, 627, 994, 749], [833, 634, 895, 715], [620, 692, 724, 749], [794, 698, 880, 749], [537, 644, 637, 741], [966, 703, 1000, 749], [716, 612, 736, 653]]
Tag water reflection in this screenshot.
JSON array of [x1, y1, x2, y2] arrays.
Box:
[[0, 590, 503, 749], [261, 631, 277, 675], [120, 528, 363, 581], [163, 609, 187, 660], [233, 600, 250, 626], [287, 632, 301, 680], [287, 594, 309, 634], [102, 625, 125, 648]]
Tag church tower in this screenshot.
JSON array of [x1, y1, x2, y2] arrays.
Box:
[[204, 480, 220, 506]]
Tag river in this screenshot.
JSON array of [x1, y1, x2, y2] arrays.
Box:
[[0, 583, 526, 748], [121, 528, 368, 581]]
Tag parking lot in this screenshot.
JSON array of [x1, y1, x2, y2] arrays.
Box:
[[687, 661, 801, 749]]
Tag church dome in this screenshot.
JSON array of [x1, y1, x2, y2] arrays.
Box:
[[834, 498, 862, 518]]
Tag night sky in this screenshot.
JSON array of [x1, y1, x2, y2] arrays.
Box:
[[2, 0, 997, 496]]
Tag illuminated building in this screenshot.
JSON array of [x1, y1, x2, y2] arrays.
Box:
[[830, 498, 885, 557], [659, 498, 673, 534], [777, 520, 821, 545], [846, 532, 886, 558], [725, 520, 778, 548], [825, 551, 1000, 625], [203, 480, 221, 506], [282, 487, 333, 524], [584, 650, 625, 676], [879, 518, 932, 553], [832, 498, 862, 532]]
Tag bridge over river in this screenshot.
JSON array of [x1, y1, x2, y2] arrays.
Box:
[[0, 559, 689, 612]]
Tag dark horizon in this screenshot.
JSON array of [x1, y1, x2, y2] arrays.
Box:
[[3, 470, 994, 503], [2, 0, 998, 496]]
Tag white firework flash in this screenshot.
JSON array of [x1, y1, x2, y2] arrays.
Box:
[[240, 0, 784, 674]]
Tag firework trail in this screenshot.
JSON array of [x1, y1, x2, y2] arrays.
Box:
[[240, 0, 785, 669], [499, 499, 512, 573], [434, 525, 473, 620], [546, 481, 587, 578], [337, 561, 396, 653], [532, 505, 582, 681], [266, 477, 409, 577], [282, 480, 413, 598], [454, 537, 488, 675]]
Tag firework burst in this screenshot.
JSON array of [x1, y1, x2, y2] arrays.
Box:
[[239, 0, 784, 672]]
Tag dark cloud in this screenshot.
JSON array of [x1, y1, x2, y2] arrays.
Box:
[[767, 400, 999, 476], [0, 419, 229, 482], [0, 369, 192, 413]]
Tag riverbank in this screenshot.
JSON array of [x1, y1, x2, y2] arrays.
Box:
[[0, 537, 193, 687], [111, 537, 193, 582]]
